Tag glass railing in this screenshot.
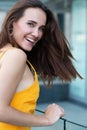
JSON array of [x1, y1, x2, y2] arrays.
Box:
[[32, 109, 87, 130]]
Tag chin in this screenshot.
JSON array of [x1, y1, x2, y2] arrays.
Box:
[[24, 47, 33, 52]]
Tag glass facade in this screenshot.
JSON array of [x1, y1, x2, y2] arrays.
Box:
[[0, 11, 6, 31], [70, 0, 87, 104]]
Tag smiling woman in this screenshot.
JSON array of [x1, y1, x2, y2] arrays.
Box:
[[0, 0, 82, 130]]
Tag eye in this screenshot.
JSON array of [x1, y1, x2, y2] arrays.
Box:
[[39, 27, 46, 33], [27, 22, 34, 27]]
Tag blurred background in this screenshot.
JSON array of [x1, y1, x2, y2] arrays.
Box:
[[0, 0, 87, 129]]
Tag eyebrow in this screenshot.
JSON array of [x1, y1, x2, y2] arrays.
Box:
[[28, 20, 37, 24], [28, 20, 46, 27]]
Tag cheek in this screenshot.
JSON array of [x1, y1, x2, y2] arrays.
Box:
[[13, 22, 24, 35], [13, 23, 20, 37], [39, 32, 43, 40], [13, 25, 22, 44]]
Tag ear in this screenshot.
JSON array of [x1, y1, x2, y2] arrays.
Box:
[[13, 21, 16, 27]]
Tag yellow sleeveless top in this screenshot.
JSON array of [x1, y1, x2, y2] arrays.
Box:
[[0, 49, 40, 130]]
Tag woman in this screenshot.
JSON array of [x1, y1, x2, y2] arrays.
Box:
[[0, 0, 82, 130]]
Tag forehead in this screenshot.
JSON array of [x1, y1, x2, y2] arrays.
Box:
[[21, 7, 47, 25]]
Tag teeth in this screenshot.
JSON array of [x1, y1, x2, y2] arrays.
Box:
[[26, 38, 34, 43]]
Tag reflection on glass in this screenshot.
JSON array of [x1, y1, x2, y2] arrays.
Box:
[[70, 0, 87, 102]]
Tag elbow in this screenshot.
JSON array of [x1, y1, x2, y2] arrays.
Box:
[[0, 105, 8, 122]]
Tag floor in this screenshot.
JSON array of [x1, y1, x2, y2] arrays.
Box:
[[32, 101, 87, 130]]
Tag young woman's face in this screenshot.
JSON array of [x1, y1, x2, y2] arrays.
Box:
[[13, 8, 46, 51]]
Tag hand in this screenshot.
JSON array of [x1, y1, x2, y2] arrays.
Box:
[[44, 103, 65, 125]]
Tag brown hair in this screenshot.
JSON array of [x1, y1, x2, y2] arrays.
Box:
[[0, 0, 82, 86]]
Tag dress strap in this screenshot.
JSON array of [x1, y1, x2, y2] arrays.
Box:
[[27, 59, 38, 79], [27, 59, 36, 73], [0, 48, 9, 59]]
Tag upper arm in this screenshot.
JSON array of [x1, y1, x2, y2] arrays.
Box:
[[0, 48, 27, 106]]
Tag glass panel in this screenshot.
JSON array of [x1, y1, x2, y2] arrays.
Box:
[[0, 11, 6, 30], [70, 0, 87, 101], [66, 122, 87, 130]]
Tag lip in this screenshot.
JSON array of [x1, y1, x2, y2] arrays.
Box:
[[25, 36, 38, 45], [26, 37, 35, 43], [24, 37, 35, 47]]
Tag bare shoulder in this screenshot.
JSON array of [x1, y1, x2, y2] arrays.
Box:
[[1, 48, 27, 64]]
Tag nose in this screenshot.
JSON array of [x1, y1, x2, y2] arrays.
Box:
[[32, 28, 39, 38]]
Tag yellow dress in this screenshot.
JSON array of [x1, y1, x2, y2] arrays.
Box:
[[0, 49, 40, 130]]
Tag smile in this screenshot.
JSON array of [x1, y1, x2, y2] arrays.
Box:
[[26, 38, 35, 44]]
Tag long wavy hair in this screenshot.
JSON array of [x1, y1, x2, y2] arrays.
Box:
[[0, 0, 82, 86]]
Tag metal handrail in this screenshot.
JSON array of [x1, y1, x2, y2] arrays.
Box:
[[35, 109, 87, 129]]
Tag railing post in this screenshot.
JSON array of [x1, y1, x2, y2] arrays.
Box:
[[64, 119, 66, 130]]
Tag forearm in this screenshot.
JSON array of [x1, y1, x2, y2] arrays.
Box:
[[0, 106, 49, 127]]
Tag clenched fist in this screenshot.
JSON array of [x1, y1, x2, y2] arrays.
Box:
[[44, 103, 65, 125]]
